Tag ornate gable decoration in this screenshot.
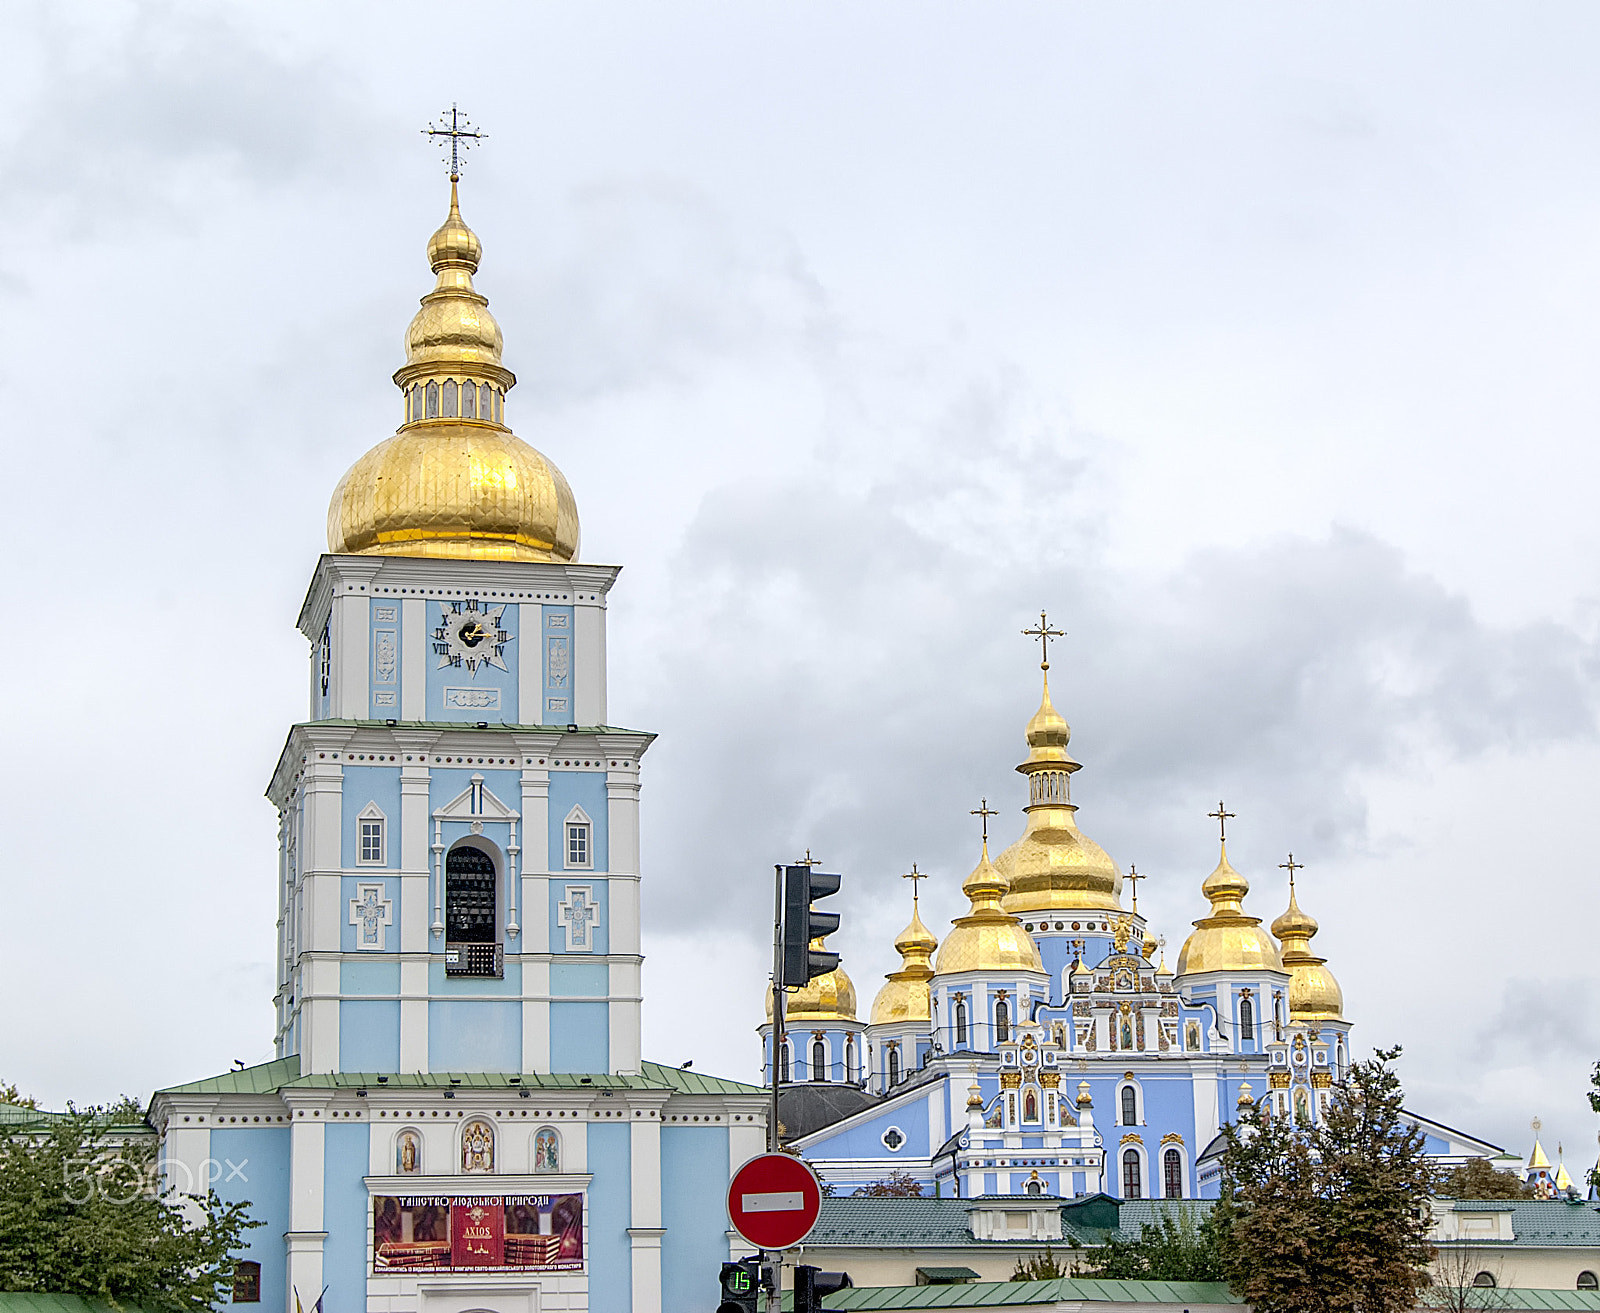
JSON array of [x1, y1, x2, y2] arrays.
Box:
[[433, 773, 520, 833]]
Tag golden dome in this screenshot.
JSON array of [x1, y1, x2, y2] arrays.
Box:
[[935, 843, 1046, 976], [327, 180, 580, 563], [1174, 844, 1284, 975], [997, 673, 1122, 914], [870, 904, 939, 1025], [1272, 878, 1343, 1019], [766, 939, 857, 1023]]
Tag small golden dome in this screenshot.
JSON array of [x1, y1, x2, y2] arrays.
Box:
[[935, 842, 1045, 976], [767, 940, 857, 1023], [997, 673, 1123, 915], [870, 904, 938, 1025], [1272, 878, 1343, 1019], [328, 180, 580, 563], [1175, 844, 1284, 975]]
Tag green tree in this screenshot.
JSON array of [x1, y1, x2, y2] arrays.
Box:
[[0, 1079, 38, 1110], [0, 1104, 259, 1312], [854, 1170, 924, 1197], [1011, 1247, 1072, 1281], [1076, 1208, 1224, 1281], [1589, 1061, 1600, 1196], [1213, 1046, 1438, 1313], [1438, 1158, 1533, 1200]]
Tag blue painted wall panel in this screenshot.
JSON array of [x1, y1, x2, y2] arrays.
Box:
[[341, 959, 401, 995], [211, 1128, 290, 1313], [540, 605, 576, 725], [323, 1123, 371, 1312], [809, 1091, 932, 1161], [369, 601, 402, 718], [340, 1000, 401, 1072], [547, 772, 609, 872], [587, 1123, 632, 1313], [661, 1127, 731, 1313], [428, 1000, 521, 1072], [549, 1001, 609, 1074], [341, 767, 402, 870], [427, 961, 523, 996], [550, 961, 609, 997]]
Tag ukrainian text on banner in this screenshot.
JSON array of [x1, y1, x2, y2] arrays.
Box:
[[373, 1194, 584, 1272]]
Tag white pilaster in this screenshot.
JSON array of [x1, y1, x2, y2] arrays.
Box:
[[629, 1118, 664, 1313], [285, 1096, 330, 1313], [332, 591, 369, 720], [573, 598, 606, 726]]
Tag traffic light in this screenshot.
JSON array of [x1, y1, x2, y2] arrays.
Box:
[[717, 1257, 761, 1313], [780, 865, 842, 986], [794, 1264, 853, 1313]]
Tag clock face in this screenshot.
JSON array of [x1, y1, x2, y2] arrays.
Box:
[[432, 601, 513, 673]]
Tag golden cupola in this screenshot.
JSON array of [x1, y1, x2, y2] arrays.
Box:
[[1174, 843, 1284, 975], [327, 178, 580, 562], [935, 841, 1045, 975], [767, 939, 857, 1023], [995, 669, 1123, 914], [1270, 872, 1343, 1020], [870, 898, 939, 1025]]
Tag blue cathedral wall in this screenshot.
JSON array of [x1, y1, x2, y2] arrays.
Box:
[[340, 1000, 401, 1071], [549, 1002, 609, 1073], [661, 1127, 730, 1313], [587, 1124, 632, 1313], [540, 604, 574, 724], [428, 999, 521, 1071], [212, 1128, 290, 1313], [324, 1124, 371, 1312], [341, 768, 402, 869], [547, 771, 609, 870]]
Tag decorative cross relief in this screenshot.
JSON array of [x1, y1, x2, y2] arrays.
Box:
[[350, 882, 394, 951], [557, 884, 601, 953]]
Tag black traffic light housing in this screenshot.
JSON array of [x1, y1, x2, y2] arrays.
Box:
[[780, 865, 842, 986], [794, 1264, 853, 1312], [717, 1257, 762, 1313]]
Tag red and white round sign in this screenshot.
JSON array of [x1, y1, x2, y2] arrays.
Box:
[[726, 1152, 823, 1251]]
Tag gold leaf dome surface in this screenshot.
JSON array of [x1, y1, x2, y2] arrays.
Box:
[[870, 905, 938, 1025], [1272, 881, 1343, 1019], [1174, 844, 1284, 975], [767, 940, 857, 1023], [935, 844, 1046, 976], [327, 180, 580, 563], [997, 673, 1122, 914]]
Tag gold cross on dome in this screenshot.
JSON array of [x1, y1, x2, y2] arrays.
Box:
[[795, 848, 823, 867], [970, 798, 998, 843], [902, 863, 927, 905], [424, 104, 486, 180], [1126, 864, 1145, 913], [1022, 611, 1065, 671], [1279, 853, 1304, 890], [1208, 800, 1236, 843]]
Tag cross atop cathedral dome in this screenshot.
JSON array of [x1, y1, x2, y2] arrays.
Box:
[[327, 178, 580, 563], [1271, 864, 1343, 1019], [870, 902, 938, 1024], [935, 841, 1045, 975], [1174, 842, 1284, 975]]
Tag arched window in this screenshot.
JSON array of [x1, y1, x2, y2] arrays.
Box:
[[811, 1037, 827, 1082], [231, 1261, 261, 1304], [1122, 1149, 1142, 1199], [954, 998, 968, 1047], [1473, 1273, 1496, 1289], [1273, 994, 1284, 1040], [1164, 1148, 1183, 1198], [410, 387, 423, 423], [888, 1046, 902, 1087], [1121, 1086, 1138, 1126], [995, 999, 1010, 1044], [533, 1127, 560, 1172], [846, 1034, 857, 1082], [480, 383, 493, 421], [461, 380, 476, 418], [461, 1119, 495, 1173], [445, 846, 497, 943], [494, 390, 502, 422], [1577, 1272, 1598, 1291], [426, 380, 440, 417], [1026, 1178, 1042, 1195], [443, 379, 458, 417], [1239, 997, 1254, 1042], [778, 1042, 790, 1084]]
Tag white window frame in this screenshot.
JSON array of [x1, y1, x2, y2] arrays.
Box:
[[563, 805, 593, 870], [357, 802, 387, 865]]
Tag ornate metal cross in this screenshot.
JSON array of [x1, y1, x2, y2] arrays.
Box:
[[970, 798, 998, 843], [425, 104, 486, 180], [1279, 853, 1304, 890], [1208, 800, 1236, 843], [1022, 610, 1065, 671], [1126, 864, 1145, 913], [902, 863, 927, 905]]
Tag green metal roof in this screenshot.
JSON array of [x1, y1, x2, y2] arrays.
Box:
[[915, 1268, 981, 1282], [296, 719, 653, 737], [156, 1056, 762, 1099], [1438, 1201, 1600, 1247], [782, 1277, 1241, 1309]]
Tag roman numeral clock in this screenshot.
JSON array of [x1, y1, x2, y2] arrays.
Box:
[[431, 600, 513, 673]]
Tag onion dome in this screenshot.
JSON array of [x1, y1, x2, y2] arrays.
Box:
[[766, 939, 857, 1022], [1270, 877, 1343, 1020], [935, 841, 1045, 975], [871, 903, 939, 1024], [328, 179, 580, 562], [1174, 844, 1284, 975], [995, 673, 1123, 914]]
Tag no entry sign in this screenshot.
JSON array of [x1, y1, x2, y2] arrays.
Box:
[[726, 1153, 823, 1251]]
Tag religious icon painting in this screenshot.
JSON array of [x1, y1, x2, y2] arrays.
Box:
[[397, 1129, 422, 1175], [533, 1127, 559, 1172], [461, 1120, 495, 1173]]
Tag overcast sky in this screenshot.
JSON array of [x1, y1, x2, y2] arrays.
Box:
[[4, 0, 1599, 1172]]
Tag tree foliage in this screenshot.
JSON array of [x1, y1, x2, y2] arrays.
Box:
[[1011, 1247, 1071, 1281], [1213, 1046, 1438, 1313], [0, 1079, 38, 1111], [854, 1170, 924, 1197], [0, 1105, 259, 1313], [1589, 1061, 1600, 1196], [1076, 1208, 1224, 1281], [1438, 1158, 1533, 1200]]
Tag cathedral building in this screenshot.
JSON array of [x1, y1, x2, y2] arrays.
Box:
[[761, 666, 1501, 1198], [146, 178, 769, 1313]]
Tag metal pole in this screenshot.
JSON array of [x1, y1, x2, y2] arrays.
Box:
[[770, 863, 785, 1155]]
